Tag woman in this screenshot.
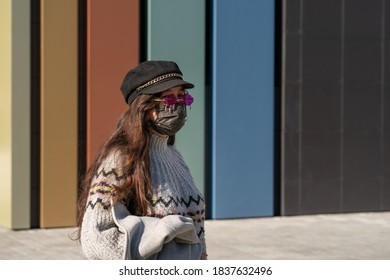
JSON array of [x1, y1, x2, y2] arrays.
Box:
[[76, 60, 207, 260]]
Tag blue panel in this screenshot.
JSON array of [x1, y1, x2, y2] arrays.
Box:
[[212, 0, 275, 218]]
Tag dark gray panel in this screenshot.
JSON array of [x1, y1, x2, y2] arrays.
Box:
[[301, 179, 341, 214], [344, 0, 382, 35], [30, 141, 40, 185], [285, 0, 301, 34], [386, 37, 390, 81], [386, 84, 390, 130], [383, 177, 390, 211], [302, 82, 340, 131], [384, 129, 390, 178], [282, 179, 301, 215], [342, 178, 381, 212], [301, 132, 340, 180], [284, 83, 300, 132], [302, 0, 341, 33], [302, 34, 341, 82], [30, 186, 40, 228], [30, 79, 40, 133], [387, 0, 390, 37], [384, 129, 390, 209], [344, 38, 381, 82], [285, 34, 301, 83], [344, 83, 381, 131], [343, 131, 381, 179], [283, 132, 300, 180]]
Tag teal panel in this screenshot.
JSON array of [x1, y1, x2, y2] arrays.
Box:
[[148, 0, 206, 195]]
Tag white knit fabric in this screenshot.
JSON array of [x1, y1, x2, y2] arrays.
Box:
[[80, 134, 206, 259]]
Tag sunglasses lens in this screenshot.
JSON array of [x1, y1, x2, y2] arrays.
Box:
[[183, 94, 194, 106], [160, 93, 194, 107], [163, 94, 177, 106]]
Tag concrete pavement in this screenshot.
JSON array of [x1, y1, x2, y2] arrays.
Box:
[[0, 211, 389, 260]]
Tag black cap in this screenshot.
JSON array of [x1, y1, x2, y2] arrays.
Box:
[[120, 60, 194, 105]]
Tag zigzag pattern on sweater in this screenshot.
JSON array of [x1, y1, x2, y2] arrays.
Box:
[[176, 210, 205, 223], [151, 195, 204, 208], [90, 182, 116, 196], [95, 168, 124, 181], [87, 198, 111, 210], [197, 226, 205, 238]]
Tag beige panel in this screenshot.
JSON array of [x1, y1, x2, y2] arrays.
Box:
[[0, 0, 12, 228], [41, 0, 78, 228]]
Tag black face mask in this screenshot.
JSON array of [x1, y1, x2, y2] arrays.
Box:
[[150, 104, 187, 136]]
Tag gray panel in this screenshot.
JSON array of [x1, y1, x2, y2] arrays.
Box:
[[386, 39, 390, 82], [344, 38, 381, 82], [384, 129, 390, 178], [383, 177, 390, 211], [284, 83, 300, 132], [282, 179, 300, 215], [386, 84, 390, 131], [285, 0, 301, 34], [302, 82, 340, 131], [282, 0, 389, 216], [344, 0, 382, 35], [343, 131, 381, 179], [387, 1, 390, 37], [301, 132, 340, 180], [285, 34, 301, 83], [302, 0, 341, 33], [344, 83, 381, 131], [301, 179, 341, 214], [283, 132, 299, 180], [343, 178, 381, 212], [302, 34, 341, 82]]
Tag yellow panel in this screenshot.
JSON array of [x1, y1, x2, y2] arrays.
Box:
[[0, 0, 12, 228], [40, 0, 78, 228]]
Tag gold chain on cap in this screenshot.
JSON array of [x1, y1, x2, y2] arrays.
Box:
[[136, 73, 183, 92]]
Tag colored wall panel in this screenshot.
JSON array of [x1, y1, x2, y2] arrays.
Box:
[[40, 0, 78, 227], [148, 0, 206, 195], [212, 0, 275, 218], [0, 0, 12, 228], [0, 0, 31, 229], [281, 0, 390, 215], [87, 0, 139, 166]]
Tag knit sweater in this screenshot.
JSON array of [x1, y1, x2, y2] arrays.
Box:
[[80, 134, 206, 259]]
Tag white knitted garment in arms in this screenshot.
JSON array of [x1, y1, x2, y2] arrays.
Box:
[[81, 134, 206, 259]]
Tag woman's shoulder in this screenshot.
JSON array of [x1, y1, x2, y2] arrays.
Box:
[[95, 149, 126, 178]]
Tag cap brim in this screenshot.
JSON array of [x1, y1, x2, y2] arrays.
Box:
[[141, 79, 194, 95]]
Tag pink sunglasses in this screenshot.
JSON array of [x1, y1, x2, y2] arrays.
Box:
[[154, 91, 194, 107]]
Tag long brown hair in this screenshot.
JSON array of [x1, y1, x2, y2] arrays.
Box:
[[75, 94, 172, 240]]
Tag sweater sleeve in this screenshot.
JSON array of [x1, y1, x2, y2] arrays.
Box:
[[80, 152, 126, 260]]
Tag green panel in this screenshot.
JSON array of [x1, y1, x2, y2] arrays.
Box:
[[148, 0, 206, 195], [11, 0, 31, 229]]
